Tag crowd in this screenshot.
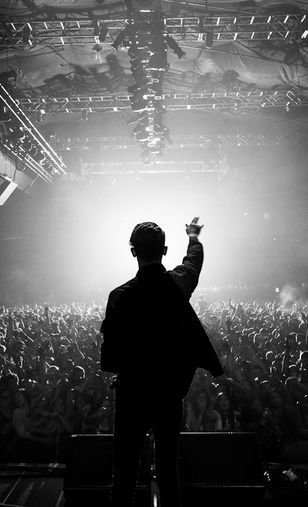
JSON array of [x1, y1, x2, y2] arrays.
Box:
[[0, 296, 308, 465]]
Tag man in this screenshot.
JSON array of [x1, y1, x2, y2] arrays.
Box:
[[101, 218, 224, 507]]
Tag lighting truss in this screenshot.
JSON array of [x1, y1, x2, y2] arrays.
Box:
[[0, 84, 67, 182], [48, 131, 305, 152], [82, 160, 224, 175], [0, 11, 307, 47], [16, 89, 306, 114]]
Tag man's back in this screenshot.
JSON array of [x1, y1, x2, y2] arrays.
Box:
[[101, 232, 223, 395], [100, 219, 223, 507]]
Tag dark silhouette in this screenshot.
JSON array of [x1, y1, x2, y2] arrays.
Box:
[[100, 218, 224, 507]]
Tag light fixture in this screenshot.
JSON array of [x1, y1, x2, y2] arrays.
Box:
[[110, 27, 130, 50], [32, 149, 46, 163], [165, 35, 185, 59], [205, 30, 214, 49], [92, 43, 103, 53], [0, 105, 11, 122], [92, 19, 100, 36], [35, 109, 45, 123], [99, 24, 108, 43]]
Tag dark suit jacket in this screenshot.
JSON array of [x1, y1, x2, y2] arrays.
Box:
[[101, 237, 224, 398]]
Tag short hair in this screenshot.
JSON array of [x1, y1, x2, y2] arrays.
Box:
[[130, 222, 165, 260]]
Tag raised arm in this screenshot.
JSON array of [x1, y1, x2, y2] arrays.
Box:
[[169, 217, 204, 299]]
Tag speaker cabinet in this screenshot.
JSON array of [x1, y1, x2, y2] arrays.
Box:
[[63, 434, 150, 507], [179, 432, 265, 505], [63, 432, 265, 506]]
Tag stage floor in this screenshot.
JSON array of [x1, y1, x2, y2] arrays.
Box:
[[1, 463, 308, 507]]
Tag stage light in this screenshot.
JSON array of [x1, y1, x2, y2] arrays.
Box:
[[0, 106, 12, 122], [92, 19, 100, 36], [129, 90, 144, 102], [131, 99, 148, 112], [205, 30, 214, 49], [148, 52, 168, 70], [28, 144, 38, 158], [35, 109, 46, 123], [136, 132, 150, 142], [128, 83, 143, 94], [33, 149, 46, 163], [22, 137, 32, 151], [99, 24, 108, 43], [165, 35, 185, 59], [92, 43, 103, 54], [130, 60, 148, 70], [92, 19, 108, 42], [111, 27, 130, 50]]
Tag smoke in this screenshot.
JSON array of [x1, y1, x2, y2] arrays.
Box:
[[279, 284, 308, 309]]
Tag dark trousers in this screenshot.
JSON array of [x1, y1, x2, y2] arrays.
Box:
[[111, 383, 183, 507]]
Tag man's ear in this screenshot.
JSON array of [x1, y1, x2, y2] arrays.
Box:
[[131, 247, 137, 258], [163, 246, 168, 256]]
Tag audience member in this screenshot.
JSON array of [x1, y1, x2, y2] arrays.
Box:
[[0, 299, 307, 464]]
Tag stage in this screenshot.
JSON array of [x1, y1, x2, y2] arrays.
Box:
[[1, 461, 308, 507]]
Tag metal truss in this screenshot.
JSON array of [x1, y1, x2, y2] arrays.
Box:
[[81, 160, 224, 175], [50, 132, 304, 153], [0, 11, 307, 48], [0, 84, 67, 182], [16, 89, 306, 115]]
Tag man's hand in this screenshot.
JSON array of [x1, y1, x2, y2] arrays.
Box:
[[185, 217, 204, 237]]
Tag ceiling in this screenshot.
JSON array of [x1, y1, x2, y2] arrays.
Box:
[[0, 1, 308, 302], [0, 0, 308, 180]]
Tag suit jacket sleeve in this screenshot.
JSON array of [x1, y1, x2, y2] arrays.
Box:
[[168, 237, 203, 299], [100, 288, 125, 373]]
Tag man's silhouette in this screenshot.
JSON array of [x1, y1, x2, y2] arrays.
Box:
[[101, 218, 224, 507]]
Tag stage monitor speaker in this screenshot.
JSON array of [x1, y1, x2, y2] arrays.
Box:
[[179, 432, 265, 505], [63, 433, 151, 507], [0, 174, 17, 205]]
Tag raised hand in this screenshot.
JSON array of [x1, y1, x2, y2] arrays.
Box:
[[185, 217, 204, 237]]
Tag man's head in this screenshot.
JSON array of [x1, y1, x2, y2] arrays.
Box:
[[130, 222, 167, 264]]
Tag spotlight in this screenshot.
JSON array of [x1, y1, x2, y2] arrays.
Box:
[[131, 98, 148, 112], [33, 150, 45, 163], [110, 27, 130, 50], [148, 52, 168, 70], [22, 137, 32, 151], [165, 35, 185, 59], [98, 24, 108, 43], [35, 109, 45, 123], [28, 144, 38, 158], [92, 43, 103, 53], [205, 30, 213, 49], [42, 159, 53, 172], [92, 19, 100, 36], [0, 106, 12, 122], [128, 83, 143, 94], [135, 130, 150, 142]]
